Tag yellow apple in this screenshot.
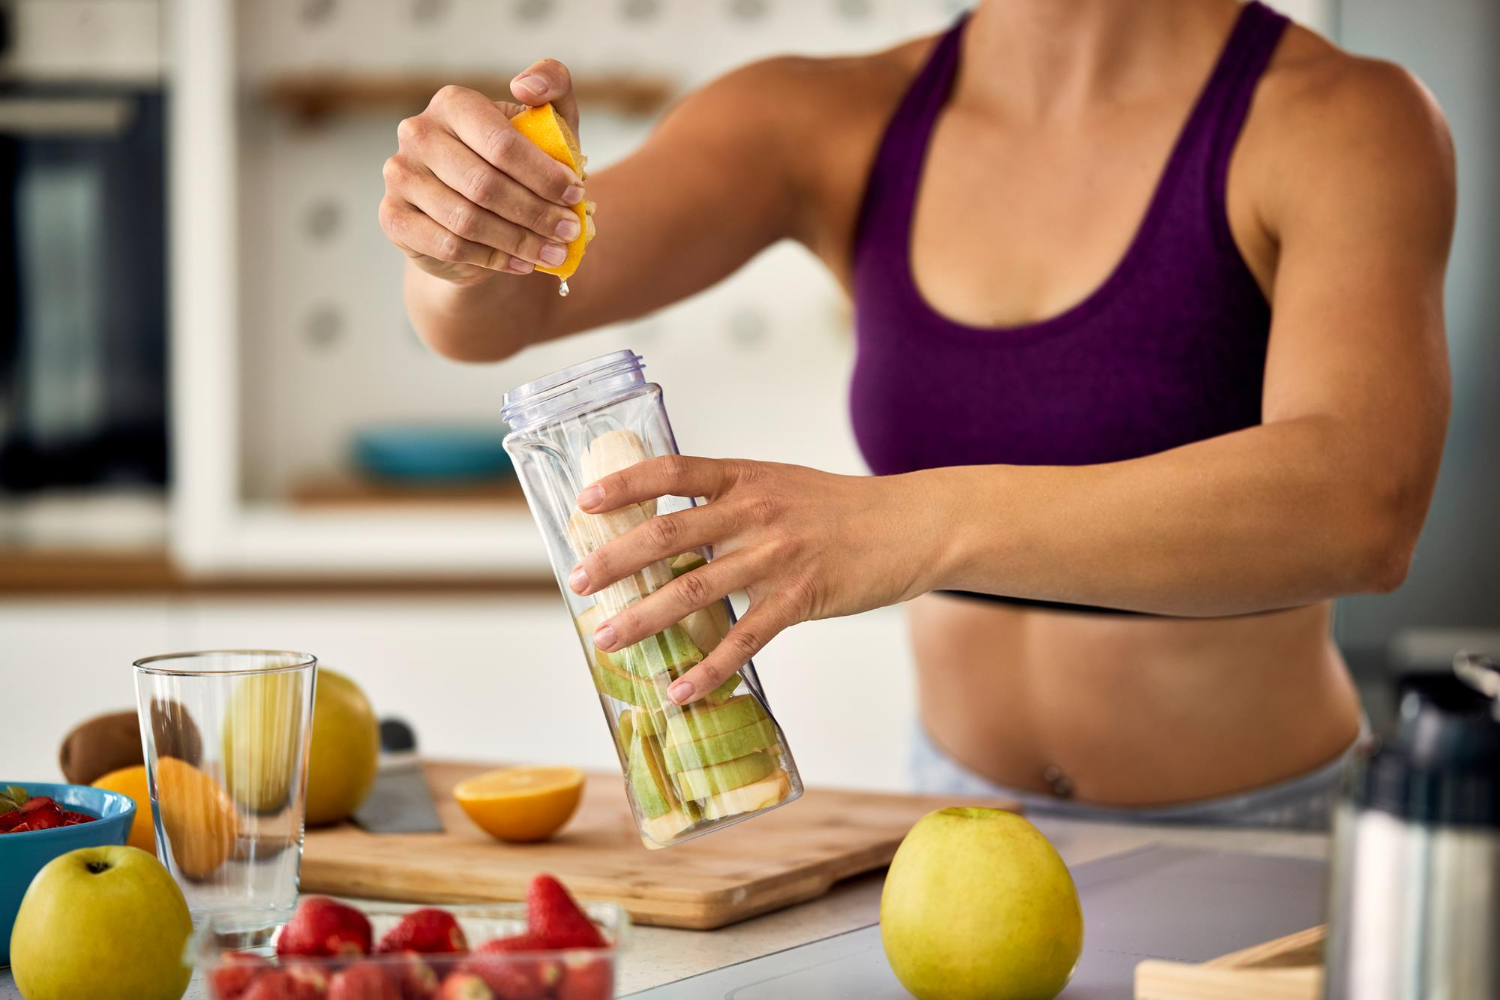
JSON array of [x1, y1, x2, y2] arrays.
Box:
[[881, 807, 1083, 1000], [304, 668, 380, 826], [10, 845, 193, 1000]]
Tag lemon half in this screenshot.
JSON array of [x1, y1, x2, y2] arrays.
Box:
[[454, 765, 585, 843], [509, 103, 594, 281]]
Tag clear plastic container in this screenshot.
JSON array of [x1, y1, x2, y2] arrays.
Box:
[[192, 900, 628, 999], [502, 350, 802, 849]]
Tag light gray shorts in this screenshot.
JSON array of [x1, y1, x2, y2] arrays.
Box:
[[909, 723, 1368, 831]]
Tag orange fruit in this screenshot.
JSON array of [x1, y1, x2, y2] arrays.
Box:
[[155, 757, 238, 879], [453, 766, 585, 843], [509, 103, 594, 281], [92, 764, 156, 854]]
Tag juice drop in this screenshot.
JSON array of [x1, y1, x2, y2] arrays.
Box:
[[558, 280, 570, 298]]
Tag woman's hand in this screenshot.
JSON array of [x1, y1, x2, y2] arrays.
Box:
[[379, 59, 586, 286], [568, 457, 945, 705]]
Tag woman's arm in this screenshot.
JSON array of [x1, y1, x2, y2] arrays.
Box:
[[568, 57, 1455, 703], [384, 57, 820, 363]]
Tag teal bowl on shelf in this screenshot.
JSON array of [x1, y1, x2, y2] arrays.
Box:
[[0, 782, 135, 966], [352, 425, 514, 483]]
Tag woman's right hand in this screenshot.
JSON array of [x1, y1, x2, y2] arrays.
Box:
[[379, 59, 586, 287]]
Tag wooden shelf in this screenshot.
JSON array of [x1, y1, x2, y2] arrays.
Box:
[[288, 473, 528, 511], [262, 72, 675, 121]]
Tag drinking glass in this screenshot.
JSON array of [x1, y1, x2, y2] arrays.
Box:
[[133, 650, 317, 950]]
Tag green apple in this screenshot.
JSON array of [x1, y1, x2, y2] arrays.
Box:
[[627, 734, 698, 845], [881, 808, 1082, 1000], [662, 718, 778, 772], [10, 845, 194, 1000], [221, 670, 306, 812], [673, 746, 779, 802], [658, 694, 769, 746], [304, 668, 380, 826]]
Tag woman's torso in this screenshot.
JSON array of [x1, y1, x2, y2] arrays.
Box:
[[796, 0, 1362, 803]]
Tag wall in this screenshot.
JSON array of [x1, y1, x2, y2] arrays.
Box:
[[1332, 0, 1500, 651]]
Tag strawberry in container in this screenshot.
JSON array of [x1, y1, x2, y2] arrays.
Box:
[[196, 874, 627, 1000]]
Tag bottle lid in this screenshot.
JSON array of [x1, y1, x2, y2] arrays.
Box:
[[1347, 653, 1500, 828]]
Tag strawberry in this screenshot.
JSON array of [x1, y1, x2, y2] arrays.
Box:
[[22, 800, 64, 830], [327, 961, 400, 1000], [0, 811, 24, 832], [278, 897, 374, 959], [208, 951, 271, 999], [241, 971, 317, 1000], [386, 950, 441, 1000], [287, 962, 333, 996], [526, 875, 606, 949], [475, 933, 547, 953], [377, 908, 467, 955], [555, 956, 613, 1000], [434, 974, 493, 1000], [458, 947, 560, 1000], [61, 810, 96, 826]]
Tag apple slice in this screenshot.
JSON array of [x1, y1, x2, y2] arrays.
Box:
[[673, 747, 780, 802], [699, 770, 792, 821], [662, 718, 778, 773]]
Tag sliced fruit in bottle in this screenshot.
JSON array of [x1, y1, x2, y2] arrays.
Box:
[[673, 747, 780, 802], [582, 429, 656, 518], [662, 718, 778, 773], [679, 600, 732, 655], [700, 770, 792, 821], [628, 734, 698, 843], [658, 694, 771, 746]]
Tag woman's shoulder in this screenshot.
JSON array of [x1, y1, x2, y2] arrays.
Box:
[[1253, 23, 1451, 171]]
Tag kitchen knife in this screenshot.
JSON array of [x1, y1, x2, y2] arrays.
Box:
[[351, 718, 445, 834]]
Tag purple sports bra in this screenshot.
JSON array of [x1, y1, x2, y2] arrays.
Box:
[[850, 1, 1289, 477]]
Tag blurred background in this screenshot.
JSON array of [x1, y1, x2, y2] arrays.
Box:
[[1, 0, 1494, 788]]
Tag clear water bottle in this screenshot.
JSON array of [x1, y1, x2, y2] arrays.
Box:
[[502, 350, 802, 848]]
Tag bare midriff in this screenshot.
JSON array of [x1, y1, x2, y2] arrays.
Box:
[[908, 593, 1362, 805]]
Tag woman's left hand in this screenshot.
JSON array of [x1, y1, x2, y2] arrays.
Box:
[[568, 456, 944, 705]]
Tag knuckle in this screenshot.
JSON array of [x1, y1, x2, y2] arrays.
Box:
[[645, 514, 681, 550], [395, 116, 424, 147], [659, 453, 692, 481], [783, 574, 819, 616], [445, 202, 480, 240], [746, 493, 780, 525], [462, 165, 495, 206], [434, 230, 464, 261], [727, 626, 762, 659], [675, 569, 712, 608], [431, 84, 465, 109], [482, 125, 518, 164], [527, 200, 555, 235], [381, 155, 404, 186]]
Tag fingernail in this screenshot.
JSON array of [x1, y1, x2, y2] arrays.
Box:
[[568, 565, 588, 593], [554, 216, 581, 240], [668, 680, 695, 705], [594, 623, 617, 650], [562, 184, 585, 206], [540, 243, 567, 266], [514, 75, 546, 98], [509, 257, 534, 274], [577, 484, 604, 510]]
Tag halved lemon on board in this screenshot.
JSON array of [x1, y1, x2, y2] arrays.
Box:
[[454, 765, 586, 843], [509, 102, 595, 282]]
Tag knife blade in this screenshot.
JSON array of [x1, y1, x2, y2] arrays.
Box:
[[351, 718, 445, 834]]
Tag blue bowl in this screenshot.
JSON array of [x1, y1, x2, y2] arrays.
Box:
[[353, 425, 514, 483], [0, 782, 135, 966]]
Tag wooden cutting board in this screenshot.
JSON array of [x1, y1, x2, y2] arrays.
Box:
[[1135, 925, 1325, 999], [301, 761, 1011, 930]]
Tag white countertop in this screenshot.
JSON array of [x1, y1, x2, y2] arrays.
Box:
[[0, 817, 1329, 999]]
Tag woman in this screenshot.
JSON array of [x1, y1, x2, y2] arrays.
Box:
[[379, 0, 1454, 827]]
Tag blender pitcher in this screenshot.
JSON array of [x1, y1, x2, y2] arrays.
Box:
[[502, 350, 802, 848]]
